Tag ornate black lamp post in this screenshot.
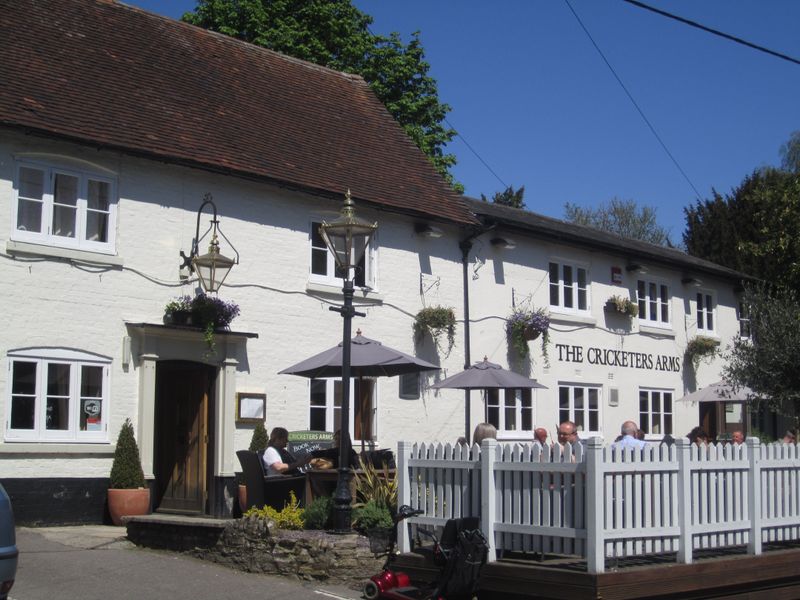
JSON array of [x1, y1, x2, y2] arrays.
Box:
[[180, 193, 239, 293], [318, 190, 378, 531]]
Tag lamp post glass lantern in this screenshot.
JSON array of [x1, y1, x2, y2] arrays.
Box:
[[319, 190, 377, 531], [180, 193, 239, 293]]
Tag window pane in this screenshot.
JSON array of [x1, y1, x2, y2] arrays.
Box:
[[310, 379, 326, 406], [47, 363, 70, 396], [79, 366, 103, 432], [638, 280, 646, 318], [664, 413, 672, 435], [46, 363, 70, 431], [311, 248, 328, 276], [504, 391, 517, 430], [639, 390, 648, 414], [588, 410, 597, 432], [577, 268, 587, 311], [19, 167, 44, 199], [563, 265, 573, 308], [46, 396, 70, 430], [354, 252, 366, 287], [85, 211, 109, 243], [649, 283, 657, 321], [664, 393, 672, 413], [53, 174, 78, 238], [559, 386, 569, 409], [521, 391, 532, 431], [12, 361, 37, 394], [17, 199, 43, 232], [18, 168, 44, 233], [574, 387, 584, 410], [706, 295, 714, 330], [696, 293, 704, 329], [487, 405, 499, 429], [11, 361, 37, 430], [549, 263, 560, 306], [588, 388, 598, 409], [660, 285, 669, 322], [87, 180, 109, 211], [310, 407, 326, 431], [652, 392, 661, 413]]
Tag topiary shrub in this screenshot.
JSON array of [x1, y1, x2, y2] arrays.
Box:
[[352, 500, 393, 533], [249, 421, 268, 452], [304, 495, 334, 530], [109, 418, 146, 489]]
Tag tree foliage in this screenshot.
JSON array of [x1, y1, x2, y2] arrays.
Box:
[[481, 185, 525, 209], [109, 418, 146, 489], [563, 197, 673, 246], [248, 421, 268, 452], [724, 284, 800, 426], [183, 0, 459, 189], [780, 130, 800, 173], [683, 168, 800, 290]]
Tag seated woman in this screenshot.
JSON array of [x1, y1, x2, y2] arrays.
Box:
[[262, 427, 310, 476]]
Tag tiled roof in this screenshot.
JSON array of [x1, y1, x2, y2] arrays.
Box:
[[0, 0, 476, 224], [466, 198, 749, 283]]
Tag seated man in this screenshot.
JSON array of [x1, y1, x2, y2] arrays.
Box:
[[612, 420, 647, 450]]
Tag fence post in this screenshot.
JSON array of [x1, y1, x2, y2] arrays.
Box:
[[676, 438, 693, 564], [585, 436, 605, 574], [481, 438, 497, 561], [746, 437, 762, 556], [397, 440, 412, 553]]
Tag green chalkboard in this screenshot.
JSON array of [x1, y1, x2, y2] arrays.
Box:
[[287, 430, 334, 460]]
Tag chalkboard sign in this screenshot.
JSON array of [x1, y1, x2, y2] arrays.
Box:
[[287, 430, 334, 460]]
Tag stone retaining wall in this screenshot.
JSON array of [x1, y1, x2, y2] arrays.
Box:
[[127, 515, 384, 587]]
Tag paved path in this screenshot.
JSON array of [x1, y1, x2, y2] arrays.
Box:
[[10, 526, 362, 600]]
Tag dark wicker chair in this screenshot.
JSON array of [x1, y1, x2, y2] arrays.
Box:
[[236, 450, 306, 511]]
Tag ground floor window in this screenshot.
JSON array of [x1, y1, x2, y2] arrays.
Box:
[[486, 388, 533, 434], [309, 378, 375, 441], [558, 383, 600, 434], [639, 388, 673, 435], [6, 349, 109, 442]]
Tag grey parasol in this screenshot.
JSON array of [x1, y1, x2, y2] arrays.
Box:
[[679, 381, 755, 403], [431, 357, 547, 390], [279, 330, 440, 451], [279, 330, 439, 379]]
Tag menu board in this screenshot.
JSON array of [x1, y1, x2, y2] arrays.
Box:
[[287, 430, 334, 460]]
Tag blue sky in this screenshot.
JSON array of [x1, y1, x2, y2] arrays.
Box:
[[123, 1, 800, 240]]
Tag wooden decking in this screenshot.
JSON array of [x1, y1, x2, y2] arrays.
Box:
[[393, 543, 800, 599]]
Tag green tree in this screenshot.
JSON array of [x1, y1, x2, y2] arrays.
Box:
[[683, 168, 800, 290], [564, 197, 673, 246], [109, 418, 146, 489], [248, 421, 268, 452], [481, 185, 525, 209], [780, 130, 800, 173], [183, 0, 459, 189], [724, 284, 800, 427]]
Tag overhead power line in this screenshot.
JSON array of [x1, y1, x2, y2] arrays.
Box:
[[564, 0, 702, 200], [445, 117, 508, 190], [623, 0, 800, 67]]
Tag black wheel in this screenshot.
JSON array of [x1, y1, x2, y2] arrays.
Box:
[[363, 580, 380, 600]]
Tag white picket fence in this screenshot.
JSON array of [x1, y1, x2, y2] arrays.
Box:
[[396, 437, 800, 573]]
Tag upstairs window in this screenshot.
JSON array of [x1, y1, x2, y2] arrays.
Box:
[[738, 302, 751, 339], [6, 349, 110, 442], [637, 279, 670, 326], [309, 220, 375, 289], [696, 291, 716, 334], [549, 261, 589, 313], [13, 162, 117, 254]]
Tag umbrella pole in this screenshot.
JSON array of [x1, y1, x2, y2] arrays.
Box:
[[359, 374, 365, 454]]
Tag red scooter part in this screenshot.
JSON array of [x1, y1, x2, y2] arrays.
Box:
[[363, 568, 412, 599]]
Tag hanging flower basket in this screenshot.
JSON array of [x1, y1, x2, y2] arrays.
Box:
[[605, 295, 638, 318], [506, 307, 550, 362], [163, 294, 240, 354], [413, 306, 456, 356]]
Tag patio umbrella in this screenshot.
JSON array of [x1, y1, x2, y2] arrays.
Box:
[[431, 357, 548, 390], [678, 381, 754, 403], [279, 330, 440, 450]]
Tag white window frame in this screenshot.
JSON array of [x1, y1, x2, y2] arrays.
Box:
[[637, 278, 671, 328], [485, 388, 534, 437], [696, 289, 716, 334], [5, 348, 111, 443], [558, 382, 601, 436], [638, 387, 673, 437], [12, 160, 118, 255], [308, 378, 378, 443], [737, 301, 751, 339], [308, 219, 377, 290], [548, 259, 590, 314]]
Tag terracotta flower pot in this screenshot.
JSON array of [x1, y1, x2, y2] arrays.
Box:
[[108, 487, 150, 526]]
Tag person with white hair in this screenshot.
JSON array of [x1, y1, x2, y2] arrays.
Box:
[[612, 420, 647, 450]]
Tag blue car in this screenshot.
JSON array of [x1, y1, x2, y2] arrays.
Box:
[[0, 484, 16, 600]]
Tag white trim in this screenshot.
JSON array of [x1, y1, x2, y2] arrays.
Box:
[[5, 240, 124, 265]]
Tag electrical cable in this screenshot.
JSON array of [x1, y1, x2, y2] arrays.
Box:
[[444, 117, 508, 190], [564, 0, 703, 201], [622, 0, 800, 67]]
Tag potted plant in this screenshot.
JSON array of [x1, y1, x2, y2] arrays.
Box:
[[239, 421, 268, 512], [107, 418, 150, 526], [606, 294, 639, 318], [413, 306, 456, 356], [190, 293, 240, 354], [506, 307, 550, 362], [163, 295, 193, 326], [685, 335, 720, 370]]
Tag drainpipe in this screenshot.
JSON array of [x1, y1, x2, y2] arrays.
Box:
[[459, 225, 493, 441]]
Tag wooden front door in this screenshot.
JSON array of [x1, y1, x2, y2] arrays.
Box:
[[154, 361, 214, 514]]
